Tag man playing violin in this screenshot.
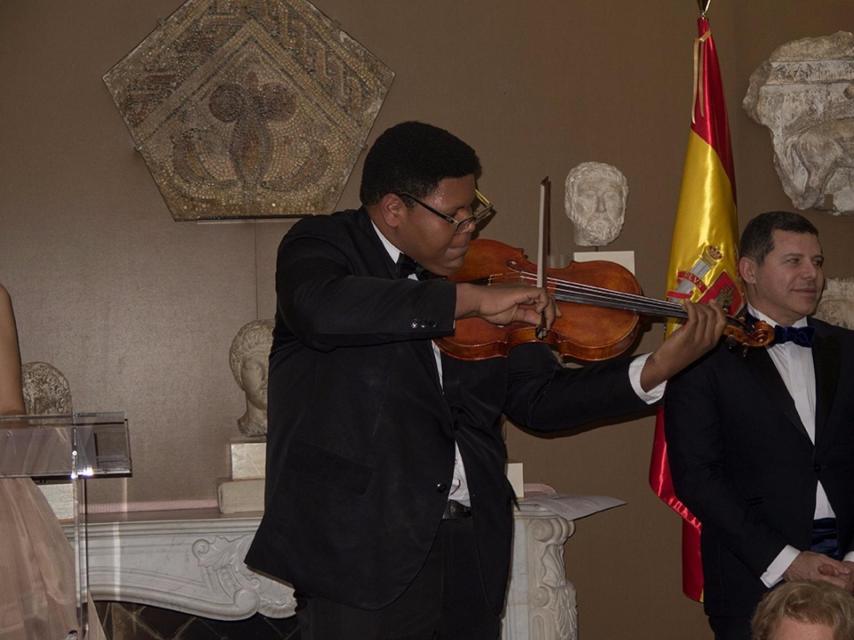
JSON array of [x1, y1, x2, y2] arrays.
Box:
[[665, 211, 854, 640], [246, 121, 726, 640]]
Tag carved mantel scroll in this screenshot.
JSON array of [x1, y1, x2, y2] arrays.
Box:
[[526, 516, 577, 640], [82, 514, 296, 620], [191, 533, 294, 619]]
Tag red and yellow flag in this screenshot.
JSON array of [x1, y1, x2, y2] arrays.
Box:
[[648, 14, 741, 602]]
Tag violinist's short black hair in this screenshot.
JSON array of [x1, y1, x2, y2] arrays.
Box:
[[739, 211, 818, 264], [359, 121, 481, 206]]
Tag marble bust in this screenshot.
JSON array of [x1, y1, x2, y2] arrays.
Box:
[[21, 361, 72, 415], [743, 31, 854, 215], [815, 277, 854, 329], [564, 162, 629, 246], [229, 319, 274, 437]]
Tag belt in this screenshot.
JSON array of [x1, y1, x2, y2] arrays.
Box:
[[442, 499, 472, 520]]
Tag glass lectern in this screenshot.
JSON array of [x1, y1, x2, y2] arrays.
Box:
[[0, 412, 130, 640]]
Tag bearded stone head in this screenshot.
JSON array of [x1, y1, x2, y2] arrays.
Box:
[[565, 162, 628, 246]]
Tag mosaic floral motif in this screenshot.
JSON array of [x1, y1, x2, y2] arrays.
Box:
[[104, 0, 393, 221]]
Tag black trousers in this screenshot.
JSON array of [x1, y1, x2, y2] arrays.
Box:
[[709, 615, 752, 640], [296, 517, 501, 640]]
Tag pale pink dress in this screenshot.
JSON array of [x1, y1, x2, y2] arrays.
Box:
[[0, 477, 106, 640]]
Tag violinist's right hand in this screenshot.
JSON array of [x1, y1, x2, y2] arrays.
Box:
[[454, 283, 556, 329]]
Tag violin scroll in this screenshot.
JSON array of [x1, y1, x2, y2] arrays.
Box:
[[723, 319, 774, 351]]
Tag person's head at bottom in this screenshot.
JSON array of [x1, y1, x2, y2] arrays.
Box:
[[751, 581, 854, 640]]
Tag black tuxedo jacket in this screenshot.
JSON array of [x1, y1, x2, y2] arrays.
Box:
[[664, 317, 854, 617], [245, 208, 648, 611]]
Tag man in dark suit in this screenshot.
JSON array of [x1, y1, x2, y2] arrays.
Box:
[[665, 211, 854, 640], [246, 121, 725, 639]]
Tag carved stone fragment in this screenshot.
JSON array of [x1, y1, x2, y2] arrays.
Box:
[[815, 277, 854, 329], [744, 32, 854, 215], [21, 362, 72, 415]]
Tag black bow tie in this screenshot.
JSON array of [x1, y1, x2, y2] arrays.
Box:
[[396, 254, 429, 280], [773, 324, 815, 348]]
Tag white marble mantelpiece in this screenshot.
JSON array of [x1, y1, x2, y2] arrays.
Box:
[[69, 499, 594, 640], [74, 510, 295, 620]]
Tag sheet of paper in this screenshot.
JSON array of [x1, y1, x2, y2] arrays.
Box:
[[523, 491, 625, 521]]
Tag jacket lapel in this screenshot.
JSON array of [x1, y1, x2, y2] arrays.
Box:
[[810, 320, 840, 447], [743, 345, 812, 442]]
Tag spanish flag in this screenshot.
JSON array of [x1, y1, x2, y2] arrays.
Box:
[[648, 13, 741, 601]]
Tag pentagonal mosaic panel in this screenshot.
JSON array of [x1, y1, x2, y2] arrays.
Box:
[[104, 0, 394, 221]]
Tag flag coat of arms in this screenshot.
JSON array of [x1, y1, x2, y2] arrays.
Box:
[[649, 14, 741, 601]]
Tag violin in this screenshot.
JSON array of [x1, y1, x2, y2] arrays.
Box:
[[436, 238, 773, 361], [436, 178, 772, 362]]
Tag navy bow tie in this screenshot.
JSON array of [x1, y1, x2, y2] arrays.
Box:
[[773, 324, 815, 348]]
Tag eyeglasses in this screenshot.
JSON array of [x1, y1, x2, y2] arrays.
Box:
[[395, 189, 495, 234]]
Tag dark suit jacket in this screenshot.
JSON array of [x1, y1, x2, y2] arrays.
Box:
[[245, 208, 648, 611], [664, 317, 854, 617]]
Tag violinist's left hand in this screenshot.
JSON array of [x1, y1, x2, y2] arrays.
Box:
[[639, 300, 726, 392]]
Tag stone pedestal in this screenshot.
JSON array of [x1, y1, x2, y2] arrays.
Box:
[[217, 440, 266, 514], [229, 440, 266, 479]]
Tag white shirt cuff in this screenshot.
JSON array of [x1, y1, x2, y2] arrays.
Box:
[[845, 551, 854, 563], [629, 353, 665, 405], [761, 545, 800, 588]]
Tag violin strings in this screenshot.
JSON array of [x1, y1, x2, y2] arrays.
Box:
[[488, 272, 685, 318], [485, 271, 745, 327]]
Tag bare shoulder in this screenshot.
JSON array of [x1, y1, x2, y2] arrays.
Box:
[[0, 285, 11, 313]]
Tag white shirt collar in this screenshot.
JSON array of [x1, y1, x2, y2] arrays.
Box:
[[370, 220, 401, 263], [746, 303, 808, 329]]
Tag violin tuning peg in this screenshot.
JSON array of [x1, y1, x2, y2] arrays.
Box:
[[724, 337, 748, 358]]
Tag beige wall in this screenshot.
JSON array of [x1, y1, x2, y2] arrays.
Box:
[[1, 1, 852, 638]]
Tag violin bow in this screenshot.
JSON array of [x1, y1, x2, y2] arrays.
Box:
[[535, 177, 550, 340]]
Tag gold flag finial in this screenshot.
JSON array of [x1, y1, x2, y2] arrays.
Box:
[[697, 0, 712, 14]]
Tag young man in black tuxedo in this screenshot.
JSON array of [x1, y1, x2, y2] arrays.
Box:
[[247, 121, 725, 639], [665, 211, 854, 640]]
